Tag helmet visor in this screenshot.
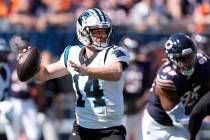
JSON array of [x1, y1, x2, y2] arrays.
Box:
[[173, 53, 196, 76]]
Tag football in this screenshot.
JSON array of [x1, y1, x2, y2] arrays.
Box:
[[16, 47, 41, 82]]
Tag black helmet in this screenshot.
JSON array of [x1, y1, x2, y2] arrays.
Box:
[[165, 32, 197, 77], [0, 38, 10, 62]]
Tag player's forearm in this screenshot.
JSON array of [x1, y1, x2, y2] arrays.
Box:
[[35, 63, 69, 82], [86, 64, 122, 81], [69, 60, 124, 81], [188, 133, 196, 140], [188, 113, 203, 140], [188, 91, 210, 138], [35, 65, 51, 82]]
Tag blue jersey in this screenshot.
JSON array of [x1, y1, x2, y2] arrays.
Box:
[[0, 63, 11, 101], [147, 53, 210, 126], [10, 70, 33, 99]]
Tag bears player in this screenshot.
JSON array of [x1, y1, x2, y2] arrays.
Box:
[[0, 38, 11, 101], [121, 37, 150, 140], [142, 32, 210, 140], [26, 8, 129, 140], [0, 36, 41, 140], [188, 90, 210, 140], [0, 38, 12, 127]]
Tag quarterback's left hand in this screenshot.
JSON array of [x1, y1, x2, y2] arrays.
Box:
[[69, 60, 88, 76]]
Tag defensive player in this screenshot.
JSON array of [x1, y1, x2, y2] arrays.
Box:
[[21, 8, 129, 140], [142, 32, 210, 140], [0, 38, 13, 140], [188, 91, 210, 140], [121, 37, 150, 140], [0, 36, 41, 140], [0, 38, 10, 101]]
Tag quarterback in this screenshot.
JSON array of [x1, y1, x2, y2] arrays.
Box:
[[32, 8, 129, 140]]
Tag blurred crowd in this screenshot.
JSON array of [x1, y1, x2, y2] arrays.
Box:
[[0, 35, 76, 140], [0, 0, 210, 33]]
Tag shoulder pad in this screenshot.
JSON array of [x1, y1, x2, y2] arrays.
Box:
[[64, 46, 71, 68], [156, 65, 177, 91], [112, 45, 121, 49], [64, 45, 84, 68], [111, 46, 127, 57]]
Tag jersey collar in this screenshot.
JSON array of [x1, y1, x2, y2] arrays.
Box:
[[79, 47, 99, 66]]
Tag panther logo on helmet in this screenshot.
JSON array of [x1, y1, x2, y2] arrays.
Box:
[[78, 12, 92, 25]]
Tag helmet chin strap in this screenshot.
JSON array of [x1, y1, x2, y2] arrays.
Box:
[[171, 61, 194, 77], [175, 65, 194, 77], [89, 37, 110, 50], [89, 43, 108, 50], [99, 42, 108, 48]]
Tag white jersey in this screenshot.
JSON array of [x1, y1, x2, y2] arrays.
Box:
[[0, 63, 11, 101], [60, 45, 129, 128]]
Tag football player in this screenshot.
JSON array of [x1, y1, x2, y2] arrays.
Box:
[[0, 38, 11, 101], [28, 8, 129, 140], [121, 37, 150, 140], [0, 36, 41, 140], [142, 32, 210, 140], [0, 38, 12, 140], [188, 90, 210, 140]]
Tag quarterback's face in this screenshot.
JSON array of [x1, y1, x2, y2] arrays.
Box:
[[90, 28, 109, 44]]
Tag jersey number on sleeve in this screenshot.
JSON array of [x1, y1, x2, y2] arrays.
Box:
[[73, 75, 106, 107]]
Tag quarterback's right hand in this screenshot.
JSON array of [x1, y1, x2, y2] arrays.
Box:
[[16, 46, 41, 82]]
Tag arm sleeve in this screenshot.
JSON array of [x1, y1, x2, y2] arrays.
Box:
[[188, 91, 210, 135]]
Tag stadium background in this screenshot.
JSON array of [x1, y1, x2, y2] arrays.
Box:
[[0, 0, 210, 140]]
